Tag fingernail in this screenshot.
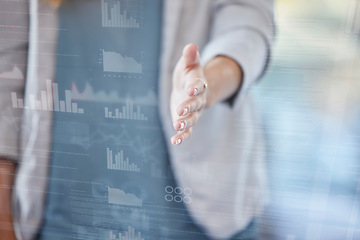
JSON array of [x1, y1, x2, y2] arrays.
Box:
[[176, 138, 182, 145], [193, 87, 199, 96], [179, 120, 187, 131], [182, 107, 189, 116]]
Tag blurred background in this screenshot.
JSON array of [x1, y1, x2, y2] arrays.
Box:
[[256, 0, 360, 239]]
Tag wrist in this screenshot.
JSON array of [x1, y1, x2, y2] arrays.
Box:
[[203, 56, 242, 108]]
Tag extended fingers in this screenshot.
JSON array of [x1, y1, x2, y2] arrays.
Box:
[[176, 75, 208, 116], [173, 111, 202, 132], [176, 93, 206, 117], [170, 43, 206, 146], [171, 128, 193, 145]]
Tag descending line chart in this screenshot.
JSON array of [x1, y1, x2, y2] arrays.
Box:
[[107, 186, 142, 207], [101, 49, 142, 74]]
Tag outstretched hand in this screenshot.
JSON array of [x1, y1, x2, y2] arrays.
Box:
[[170, 43, 208, 145]]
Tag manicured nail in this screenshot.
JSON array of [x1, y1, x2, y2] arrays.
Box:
[[193, 87, 199, 96], [179, 120, 187, 131], [182, 106, 189, 116], [176, 138, 182, 145]]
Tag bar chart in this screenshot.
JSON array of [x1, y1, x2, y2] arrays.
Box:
[[101, 49, 142, 73], [101, 0, 141, 28], [107, 147, 140, 172], [104, 99, 148, 121], [108, 186, 142, 207], [108, 227, 145, 240], [11, 79, 84, 114]]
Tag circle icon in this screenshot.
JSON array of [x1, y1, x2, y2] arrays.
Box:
[[183, 188, 192, 196], [165, 194, 173, 202], [183, 196, 192, 203], [174, 195, 182, 203], [174, 187, 182, 194], [165, 186, 173, 194]]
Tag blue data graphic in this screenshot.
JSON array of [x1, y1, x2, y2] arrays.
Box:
[[101, 0, 143, 28], [104, 99, 149, 121], [101, 49, 142, 74], [107, 227, 145, 240], [108, 186, 142, 207], [11, 79, 84, 114], [0, 66, 24, 80], [71, 82, 157, 105], [106, 145, 141, 172]]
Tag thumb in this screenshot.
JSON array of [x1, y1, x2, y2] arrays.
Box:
[[182, 43, 200, 69]]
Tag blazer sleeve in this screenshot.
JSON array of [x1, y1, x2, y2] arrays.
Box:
[[0, 1, 28, 162], [0, 72, 26, 162], [201, 0, 275, 111]]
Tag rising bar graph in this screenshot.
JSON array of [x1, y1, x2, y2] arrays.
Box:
[[108, 227, 145, 240], [107, 147, 140, 172], [101, 0, 141, 28], [11, 80, 84, 114], [104, 99, 148, 121]]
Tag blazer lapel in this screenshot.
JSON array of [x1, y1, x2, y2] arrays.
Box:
[[162, 0, 183, 60], [158, 0, 184, 136]]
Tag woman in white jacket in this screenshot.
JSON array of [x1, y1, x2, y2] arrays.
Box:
[[0, 0, 274, 239]]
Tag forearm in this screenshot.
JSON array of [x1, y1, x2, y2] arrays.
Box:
[[204, 56, 243, 108], [170, 45, 244, 144], [0, 159, 17, 240]]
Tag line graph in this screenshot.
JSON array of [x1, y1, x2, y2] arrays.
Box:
[[0, 66, 24, 80], [108, 186, 142, 207], [101, 49, 142, 74], [71, 82, 157, 105]]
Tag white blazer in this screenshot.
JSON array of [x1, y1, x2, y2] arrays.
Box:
[[6, 0, 274, 239]]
